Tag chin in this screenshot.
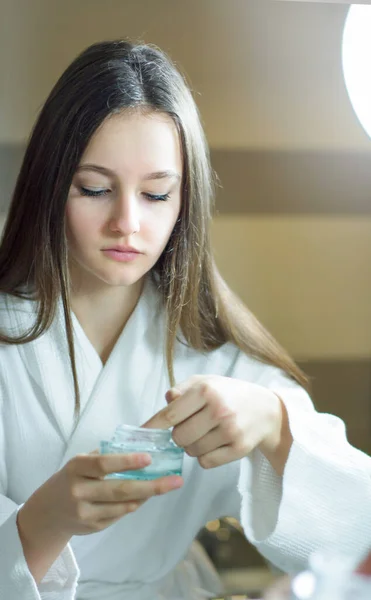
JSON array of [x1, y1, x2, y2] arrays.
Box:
[[97, 267, 148, 288]]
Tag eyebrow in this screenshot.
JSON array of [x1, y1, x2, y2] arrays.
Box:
[[76, 164, 181, 182]]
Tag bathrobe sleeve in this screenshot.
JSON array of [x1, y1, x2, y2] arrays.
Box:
[[230, 353, 371, 573], [0, 379, 80, 600]]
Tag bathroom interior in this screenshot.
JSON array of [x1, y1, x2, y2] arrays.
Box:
[[1, 0, 371, 597]]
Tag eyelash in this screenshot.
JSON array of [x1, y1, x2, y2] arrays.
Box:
[[80, 187, 109, 197], [144, 192, 170, 202], [80, 187, 170, 202]]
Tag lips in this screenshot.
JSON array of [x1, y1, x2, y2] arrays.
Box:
[[103, 246, 140, 253], [101, 247, 142, 263]]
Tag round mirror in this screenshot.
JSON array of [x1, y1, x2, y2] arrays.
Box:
[[342, 4, 371, 139]]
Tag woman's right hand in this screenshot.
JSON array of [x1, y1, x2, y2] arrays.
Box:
[[17, 453, 183, 583], [19, 452, 183, 537]]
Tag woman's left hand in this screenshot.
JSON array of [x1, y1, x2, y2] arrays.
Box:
[[142, 376, 291, 474]]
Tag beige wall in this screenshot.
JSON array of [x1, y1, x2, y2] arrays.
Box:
[[0, 0, 369, 150], [212, 215, 371, 359]]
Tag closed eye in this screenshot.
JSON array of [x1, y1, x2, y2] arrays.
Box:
[[81, 186, 110, 197], [143, 192, 170, 202]]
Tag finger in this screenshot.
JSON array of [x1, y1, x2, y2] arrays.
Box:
[[183, 414, 242, 455], [184, 426, 224, 457], [79, 474, 184, 503], [198, 445, 239, 470], [165, 375, 204, 399], [95, 501, 144, 528], [95, 500, 144, 518], [141, 405, 173, 430], [137, 475, 184, 498], [142, 388, 206, 430], [70, 453, 152, 479], [172, 405, 222, 448], [86, 500, 144, 524], [165, 388, 182, 404]]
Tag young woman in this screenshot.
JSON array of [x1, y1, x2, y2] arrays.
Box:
[[0, 40, 370, 600]]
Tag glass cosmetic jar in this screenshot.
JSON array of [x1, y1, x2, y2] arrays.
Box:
[[100, 424, 184, 480]]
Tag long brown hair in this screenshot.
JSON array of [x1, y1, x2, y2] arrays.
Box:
[[0, 40, 308, 419]]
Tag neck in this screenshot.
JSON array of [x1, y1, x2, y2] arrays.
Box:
[[69, 268, 145, 364]]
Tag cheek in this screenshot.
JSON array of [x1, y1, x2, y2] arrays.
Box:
[[65, 202, 102, 246], [145, 202, 180, 244]]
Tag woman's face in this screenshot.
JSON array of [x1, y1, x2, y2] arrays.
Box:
[[66, 110, 183, 289]]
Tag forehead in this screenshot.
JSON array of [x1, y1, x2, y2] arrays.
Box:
[[81, 110, 183, 177]]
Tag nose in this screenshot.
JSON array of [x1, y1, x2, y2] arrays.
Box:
[[108, 194, 140, 236]]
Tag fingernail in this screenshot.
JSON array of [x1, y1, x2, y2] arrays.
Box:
[[166, 388, 181, 402], [125, 453, 151, 466], [137, 453, 152, 466], [170, 477, 183, 489]]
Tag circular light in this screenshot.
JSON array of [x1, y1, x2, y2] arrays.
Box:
[[291, 571, 316, 600], [342, 5, 371, 140], [205, 519, 220, 532]]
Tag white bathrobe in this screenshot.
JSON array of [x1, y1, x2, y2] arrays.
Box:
[[1, 278, 371, 600]]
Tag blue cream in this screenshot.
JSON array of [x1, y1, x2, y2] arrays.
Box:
[[100, 424, 184, 480]]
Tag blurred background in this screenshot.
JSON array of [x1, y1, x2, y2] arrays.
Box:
[[1, 0, 371, 596]]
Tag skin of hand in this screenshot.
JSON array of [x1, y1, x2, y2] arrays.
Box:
[[143, 375, 291, 474], [17, 452, 183, 582], [18, 452, 183, 538]]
